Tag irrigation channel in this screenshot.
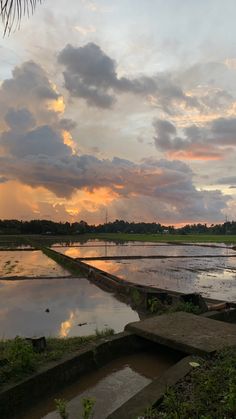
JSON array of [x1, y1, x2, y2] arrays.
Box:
[[0, 238, 236, 418]]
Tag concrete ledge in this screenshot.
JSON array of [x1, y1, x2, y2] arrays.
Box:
[[107, 355, 195, 419], [126, 312, 236, 356], [0, 332, 146, 419]]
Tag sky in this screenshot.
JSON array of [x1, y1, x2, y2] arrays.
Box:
[[0, 0, 236, 225]]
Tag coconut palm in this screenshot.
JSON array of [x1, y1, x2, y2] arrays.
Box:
[[0, 0, 42, 34]]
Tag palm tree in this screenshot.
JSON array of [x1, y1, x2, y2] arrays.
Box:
[[0, 0, 42, 35]]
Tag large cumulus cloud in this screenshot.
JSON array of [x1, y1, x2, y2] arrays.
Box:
[[0, 147, 229, 222], [58, 42, 196, 110], [0, 59, 230, 223]]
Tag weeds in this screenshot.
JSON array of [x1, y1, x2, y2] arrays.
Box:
[[0, 337, 36, 384], [82, 397, 96, 419], [55, 399, 69, 419], [147, 298, 202, 315], [95, 328, 114, 338], [0, 330, 114, 387], [142, 346, 236, 418], [55, 397, 95, 419]]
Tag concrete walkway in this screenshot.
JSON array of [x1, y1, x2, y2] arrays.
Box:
[[126, 312, 236, 355]]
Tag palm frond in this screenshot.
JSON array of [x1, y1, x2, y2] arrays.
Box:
[[0, 0, 42, 35]]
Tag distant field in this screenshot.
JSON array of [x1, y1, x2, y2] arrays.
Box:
[[86, 233, 236, 244], [0, 233, 236, 245]]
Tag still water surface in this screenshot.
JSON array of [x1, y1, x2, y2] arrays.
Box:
[[0, 250, 69, 278], [87, 257, 236, 301], [22, 351, 175, 419], [55, 243, 235, 259], [0, 277, 139, 338]]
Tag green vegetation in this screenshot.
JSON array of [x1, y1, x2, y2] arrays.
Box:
[[142, 347, 236, 418], [55, 397, 95, 419], [95, 327, 114, 338], [1, 219, 236, 242], [1, 232, 236, 247], [55, 399, 69, 419], [86, 232, 236, 244], [0, 331, 114, 387], [147, 298, 203, 315], [131, 288, 143, 306], [82, 397, 96, 419]]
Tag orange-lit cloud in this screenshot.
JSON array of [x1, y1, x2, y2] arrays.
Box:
[[62, 130, 77, 154], [167, 146, 226, 161]]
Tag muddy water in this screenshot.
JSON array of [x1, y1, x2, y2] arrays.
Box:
[[54, 243, 235, 259], [88, 257, 236, 302], [23, 351, 176, 419], [0, 250, 70, 278], [0, 277, 139, 338]]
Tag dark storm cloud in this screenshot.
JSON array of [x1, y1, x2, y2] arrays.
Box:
[[5, 108, 36, 132], [153, 116, 236, 160], [1, 123, 72, 158], [58, 118, 77, 131], [1, 61, 59, 106], [58, 43, 198, 110], [0, 61, 77, 162], [211, 117, 236, 145]]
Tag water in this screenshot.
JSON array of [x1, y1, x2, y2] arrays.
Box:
[[0, 277, 139, 338], [87, 257, 236, 301], [0, 250, 70, 278], [54, 243, 235, 259], [22, 351, 176, 419]]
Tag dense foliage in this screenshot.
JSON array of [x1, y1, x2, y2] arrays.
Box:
[[0, 219, 236, 235]]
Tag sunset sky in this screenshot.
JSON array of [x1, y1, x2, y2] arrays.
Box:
[[0, 0, 236, 225]]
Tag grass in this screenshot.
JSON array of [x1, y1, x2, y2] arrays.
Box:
[[84, 233, 236, 244], [143, 346, 236, 418], [1, 233, 236, 247], [0, 330, 114, 387], [147, 298, 203, 315]]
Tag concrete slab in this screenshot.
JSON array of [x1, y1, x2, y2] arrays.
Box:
[[125, 312, 236, 355]]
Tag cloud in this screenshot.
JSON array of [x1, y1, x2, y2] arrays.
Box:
[[0, 61, 59, 107], [58, 42, 198, 110], [153, 116, 236, 160], [217, 176, 236, 185], [74, 25, 96, 36], [0, 177, 8, 184], [5, 108, 36, 132], [0, 58, 230, 224], [0, 147, 229, 222], [1, 123, 72, 159]]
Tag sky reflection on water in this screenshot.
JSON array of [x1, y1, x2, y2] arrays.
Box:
[[55, 243, 235, 259], [87, 257, 236, 301], [0, 277, 139, 338], [0, 250, 69, 278]]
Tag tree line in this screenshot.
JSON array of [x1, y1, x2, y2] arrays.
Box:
[[0, 219, 236, 235]]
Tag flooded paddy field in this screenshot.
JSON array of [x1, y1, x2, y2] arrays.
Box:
[[22, 350, 175, 419], [1, 237, 235, 339], [55, 243, 236, 259], [0, 277, 139, 338], [0, 250, 70, 278], [87, 256, 236, 302]]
